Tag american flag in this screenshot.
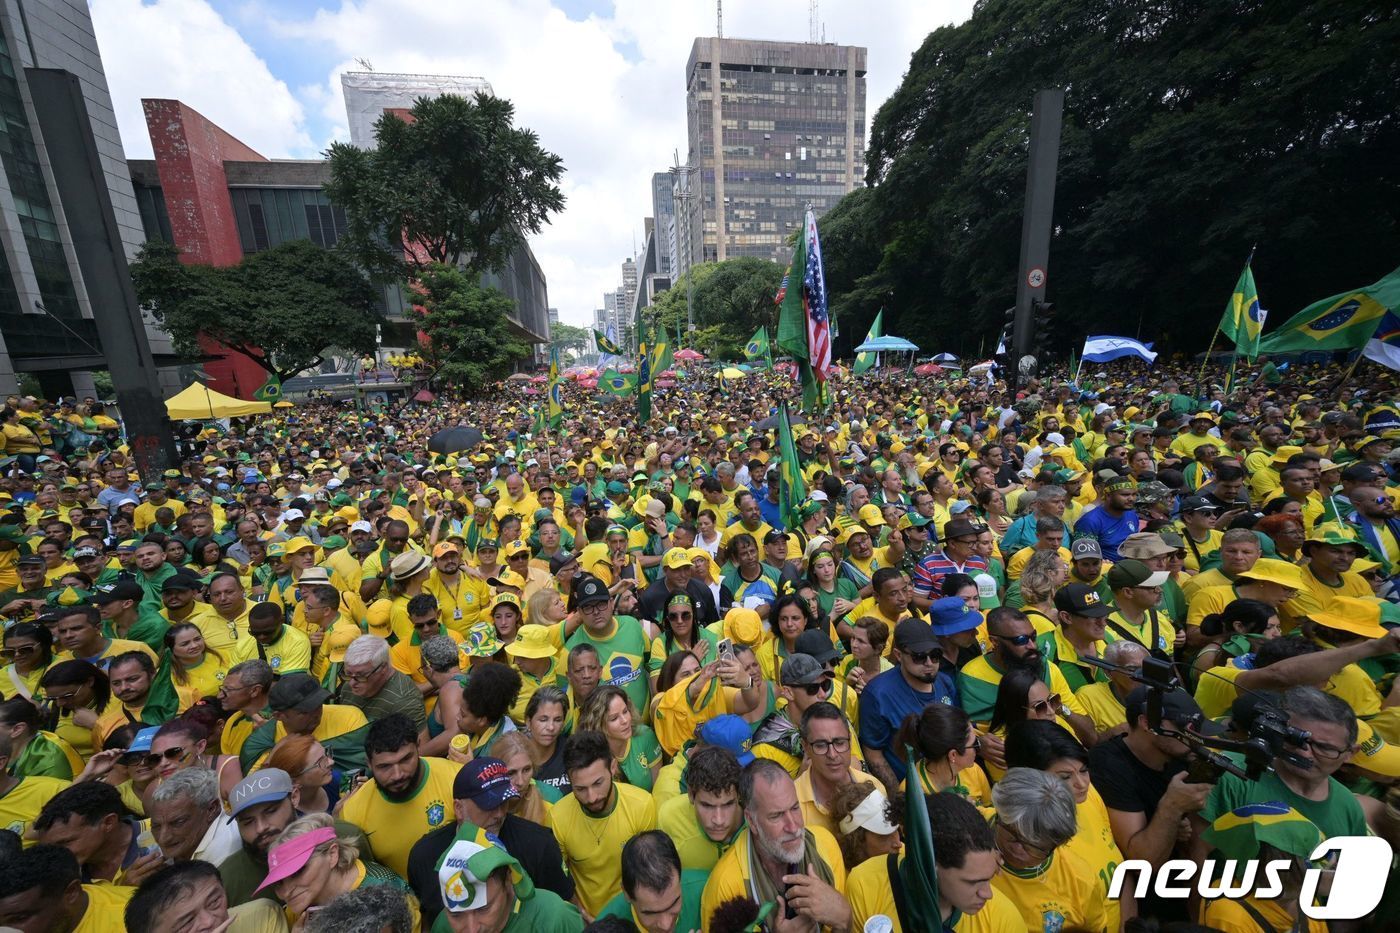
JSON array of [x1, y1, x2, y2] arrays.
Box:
[[802, 209, 832, 380], [773, 264, 791, 306]]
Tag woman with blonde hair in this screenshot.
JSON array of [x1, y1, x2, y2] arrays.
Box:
[[578, 684, 662, 790], [1016, 550, 1067, 634], [257, 812, 417, 928], [489, 730, 560, 829], [261, 733, 338, 814], [525, 587, 567, 628]]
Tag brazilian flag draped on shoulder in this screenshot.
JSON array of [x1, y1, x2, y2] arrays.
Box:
[[593, 330, 623, 356], [1218, 260, 1265, 360], [1258, 266, 1400, 353], [775, 403, 807, 529]]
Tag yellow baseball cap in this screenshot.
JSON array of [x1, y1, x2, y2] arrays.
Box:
[[662, 548, 692, 570]]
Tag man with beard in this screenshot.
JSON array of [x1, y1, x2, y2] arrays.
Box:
[[423, 540, 490, 635], [700, 759, 849, 932], [957, 607, 1096, 746], [550, 730, 657, 918], [859, 619, 958, 790], [332, 714, 458, 882], [218, 768, 374, 905], [1072, 475, 1140, 561]]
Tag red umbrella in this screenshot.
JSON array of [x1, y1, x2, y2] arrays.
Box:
[[523, 387, 540, 395], [656, 379, 676, 388], [659, 369, 677, 378], [529, 374, 548, 383], [914, 363, 943, 375], [413, 389, 435, 402], [580, 378, 598, 388], [674, 348, 705, 361]]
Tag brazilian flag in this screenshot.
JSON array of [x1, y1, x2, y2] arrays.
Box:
[[1259, 266, 1400, 353], [775, 403, 807, 530], [253, 374, 282, 401], [601, 369, 636, 396], [854, 308, 884, 374], [743, 327, 772, 368], [594, 330, 623, 355], [1219, 263, 1265, 360], [546, 347, 563, 428]]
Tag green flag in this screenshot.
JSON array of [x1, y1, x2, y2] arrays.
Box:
[[546, 347, 563, 428], [601, 369, 637, 396], [743, 327, 772, 367], [854, 308, 884, 374], [594, 330, 623, 355], [899, 745, 947, 930], [776, 232, 821, 411], [1219, 261, 1265, 360], [1258, 267, 1400, 354], [775, 403, 808, 530]]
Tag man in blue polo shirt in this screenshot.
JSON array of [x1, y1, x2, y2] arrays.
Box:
[[1074, 474, 1141, 561], [858, 618, 956, 790]]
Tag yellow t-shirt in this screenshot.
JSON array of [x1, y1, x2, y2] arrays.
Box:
[[795, 767, 878, 839], [1007, 546, 1072, 582], [1186, 584, 1240, 629], [1063, 786, 1125, 932], [552, 782, 658, 916], [337, 756, 461, 879], [171, 603, 245, 655], [1281, 566, 1372, 629], [73, 882, 134, 933], [990, 844, 1109, 933], [0, 774, 69, 838], [175, 655, 229, 699], [701, 826, 846, 931], [231, 625, 312, 675], [848, 853, 1024, 933], [1194, 662, 1247, 719], [1180, 529, 1224, 574], [657, 793, 739, 872], [1103, 608, 1177, 656], [1075, 681, 1128, 733], [423, 571, 492, 634], [1325, 661, 1383, 719], [1202, 896, 1327, 933]]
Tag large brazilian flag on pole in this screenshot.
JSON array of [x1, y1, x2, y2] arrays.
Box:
[[1258, 267, 1400, 354]]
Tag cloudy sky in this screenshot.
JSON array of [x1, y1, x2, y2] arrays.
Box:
[[92, 0, 974, 327]]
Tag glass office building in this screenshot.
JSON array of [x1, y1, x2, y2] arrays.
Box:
[[685, 38, 866, 267]]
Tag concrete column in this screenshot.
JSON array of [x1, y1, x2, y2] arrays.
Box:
[[70, 369, 97, 400]]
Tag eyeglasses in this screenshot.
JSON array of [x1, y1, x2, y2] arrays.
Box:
[[299, 753, 333, 776], [991, 633, 1035, 647], [346, 661, 386, 683], [1027, 693, 1061, 716], [40, 690, 80, 704], [1306, 738, 1354, 760], [997, 819, 1052, 858], [806, 736, 851, 755], [141, 746, 189, 768], [0, 644, 38, 659]]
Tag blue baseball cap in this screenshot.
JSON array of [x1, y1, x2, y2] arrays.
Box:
[[127, 725, 159, 754], [927, 596, 983, 637], [697, 715, 755, 766], [452, 757, 520, 810]]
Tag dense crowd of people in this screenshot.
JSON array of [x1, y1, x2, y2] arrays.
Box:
[[0, 355, 1398, 933]]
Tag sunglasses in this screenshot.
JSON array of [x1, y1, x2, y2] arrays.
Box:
[[1027, 693, 1061, 716], [0, 644, 38, 659], [797, 679, 832, 697], [905, 649, 936, 664], [991, 633, 1036, 647], [140, 746, 189, 768]]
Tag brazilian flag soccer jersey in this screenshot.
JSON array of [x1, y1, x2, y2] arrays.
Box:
[[338, 757, 462, 879], [565, 615, 652, 712]]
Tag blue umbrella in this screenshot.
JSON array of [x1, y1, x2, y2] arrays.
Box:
[[854, 335, 920, 352]]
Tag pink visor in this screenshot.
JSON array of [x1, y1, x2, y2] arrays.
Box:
[[255, 825, 337, 892]]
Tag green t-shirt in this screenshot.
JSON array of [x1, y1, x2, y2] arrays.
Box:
[[563, 615, 652, 712], [1205, 769, 1369, 841], [597, 868, 706, 933], [618, 725, 663, 791], [103, 609, 169, 655], [815, 578, 861, 629]]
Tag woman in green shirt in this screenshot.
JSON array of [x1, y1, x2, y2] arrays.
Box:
[[807, 548, 859, 641], [579, 684, 661, 791]]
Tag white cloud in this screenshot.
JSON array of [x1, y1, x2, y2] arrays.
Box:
[[90, 0, 311, 159], [93, 0, 974, 327]]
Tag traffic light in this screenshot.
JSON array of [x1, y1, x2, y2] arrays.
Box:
[[1025, 298, 1056, 375], [995, 306, 1015, 361]]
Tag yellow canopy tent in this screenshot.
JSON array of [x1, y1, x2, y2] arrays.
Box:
[[165, 382, 272, 420]]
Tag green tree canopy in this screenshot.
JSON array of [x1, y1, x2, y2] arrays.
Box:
[[550, 322, 591, 357], [650, 258, 785, 359], [414, 263, 530, 394], [832, 0, 1400, 357], [129, 239, 383, 383], [326, 93, 566, 282]]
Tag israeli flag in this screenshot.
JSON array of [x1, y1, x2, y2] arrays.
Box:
[[1081, 335, 1158, 364]]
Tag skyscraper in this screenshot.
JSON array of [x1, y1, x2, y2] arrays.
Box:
[[651, 172, 675, 276], [684, 38, 866, 267]]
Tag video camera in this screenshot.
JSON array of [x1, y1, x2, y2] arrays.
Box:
[[1087, 655, 1312, 782]]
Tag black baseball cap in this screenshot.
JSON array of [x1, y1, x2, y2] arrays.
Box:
[[267, 673, 331, 713], [571, 574, 610, 609], [1053, 583, 1111, 618], [893, 618, 939, 654], [92, 580, 144, 604], [1124, 686, 1223, 735], [794, 630, 839, 664]]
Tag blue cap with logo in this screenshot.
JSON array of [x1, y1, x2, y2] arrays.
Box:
[[927, 596, 983, 637], [697, 714, 755, 766]]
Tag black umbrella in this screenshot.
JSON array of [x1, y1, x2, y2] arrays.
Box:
[[428, 426, 484, 455]]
